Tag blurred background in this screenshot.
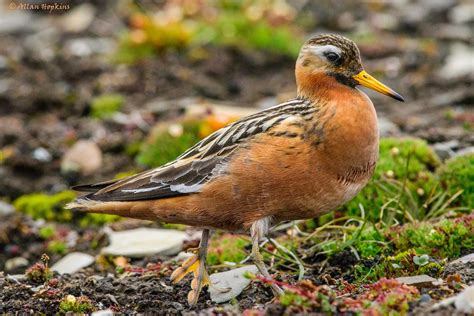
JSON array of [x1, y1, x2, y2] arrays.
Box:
[[0, 0, 473, 313]]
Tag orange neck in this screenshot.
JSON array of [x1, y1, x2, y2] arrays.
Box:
[[295, 67, 347, 101]]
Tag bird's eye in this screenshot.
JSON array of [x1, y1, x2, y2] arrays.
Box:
[[324, 52, 340, 63]]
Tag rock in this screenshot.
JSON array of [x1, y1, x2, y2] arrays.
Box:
[[51, 252, 95, 274], [185, 101, 258, 118], [32, 147, 52, 162], [5, 257, 28, 271], [454, 286, 474, 314], [450, 253, 474, 265], [438, 43, 474, 80], [65, 38, 115, 57], [92, 309, 114, 316], [449, 3, 474, 24], [101, 228, 187, 257], [432, 285, 474, 314], [57, 3, 95, 33], [0, 200, 15, 216], [378, 117, 400, 137], [256, 97, 278, 109], [396, 275, 437, 288], [432, 140, 459, 160], [209, 265, 258, 303], [0, 5, 35, 34], [61, 140, 102, 175], [455, 147, 474, 157], [444, 253, 474, 285]]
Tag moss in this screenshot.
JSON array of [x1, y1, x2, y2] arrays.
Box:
[[196, 10, 301, 57], [14, 191, 77, 222], [25, 255, 52, 284], [59, 295, 96, 313], [342, 137, 441, 222], [390, 214, 474, 259], [90, 94, 124, 119], [136, 120, 203, 168], [437, 153, 474, 208], [13, 191, 119, 226], [115, 3, 303, 64], [354, 249, 444, 282], [353, 226, 386, 258], [207, 234, 250, 266]]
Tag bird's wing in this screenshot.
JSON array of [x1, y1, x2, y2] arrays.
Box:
[[79, 97, 315, 201]]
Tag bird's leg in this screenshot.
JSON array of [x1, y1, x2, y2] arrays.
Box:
[[251, 218, 284, 296], [170, 229, 210, 305]]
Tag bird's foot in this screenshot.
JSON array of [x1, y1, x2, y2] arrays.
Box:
[[170, 254, 209, 305]]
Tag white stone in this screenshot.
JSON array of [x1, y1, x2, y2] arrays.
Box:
[[0, 200, 15, 216], [5, 257, 28, 271], [451, 253, 474, 264], [209, 265, 258, 303], [433, 285, 474, 314], [396, 274, 437, 287], [61, 140, 102, 175], [57, 3, 96, 33], [439, 43, 474, 80], [449, 3, 474, 24], [51, 252, 95, 274], [92, 309, 114, 316], [454, 286, 474, 314], [101, 228, 187, 257]]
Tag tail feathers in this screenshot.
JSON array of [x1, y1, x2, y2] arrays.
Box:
[[65, 197, 102, 212], [65, 196, 160, 221]]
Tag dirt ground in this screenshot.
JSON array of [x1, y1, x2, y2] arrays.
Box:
[[0, 0, 473, 314]]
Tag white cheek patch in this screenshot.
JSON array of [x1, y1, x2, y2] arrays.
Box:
[[310, 45, 342, 58]]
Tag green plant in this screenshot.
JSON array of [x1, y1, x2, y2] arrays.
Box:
[[39, 225, 56, 239], [90, 94, 124, 119], [13, 191, 119, 226], [59, 295, 96, 313], [390, 214, 474, 259], [25, 254, 52, 284], [14, 191, 77, 222], [342, 138, 442, 223], [437, 153, 474, 208], [207, 234, 250, 265], [47, 240, 68, 255], [136, 120, 203, 168], [114, 1, 303, 64], [354, 249, 444, 282]]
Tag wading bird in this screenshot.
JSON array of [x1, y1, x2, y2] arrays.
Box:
[[67, 34, 404, 305]]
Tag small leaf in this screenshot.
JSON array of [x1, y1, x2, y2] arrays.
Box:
[[413, 254, 430, 266]]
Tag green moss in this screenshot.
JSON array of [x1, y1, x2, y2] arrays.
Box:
[[25, 255, 52, 284], [353, 226, 386, 258], [437, 153, 474, 208], [207, 234, 250, 265], [354, 249, 444, 282], [39, 225, 55, 239], [390, 215, 474, 259], [342, 138, 441, 222], [14, 191, 77, 222], [90, 94, 124, 119], [13, 191, 119, 226], [47, 240, 67, 255], [59, 295, 95, 313], [115, 3, 303, 64], [136, 120, 203, 168], [196, 11, 301, 57]]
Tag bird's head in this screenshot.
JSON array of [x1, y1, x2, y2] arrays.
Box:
[[296, 34, 404, 102]]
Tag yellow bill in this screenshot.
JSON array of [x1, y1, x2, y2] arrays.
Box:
[[352, 70, 404, 102]]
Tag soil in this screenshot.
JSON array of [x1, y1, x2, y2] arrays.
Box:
[[1, 0, 473, 314]]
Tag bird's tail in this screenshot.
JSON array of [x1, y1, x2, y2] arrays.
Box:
[[65, 196, 101, 212], [65, 196, 164, 222]]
